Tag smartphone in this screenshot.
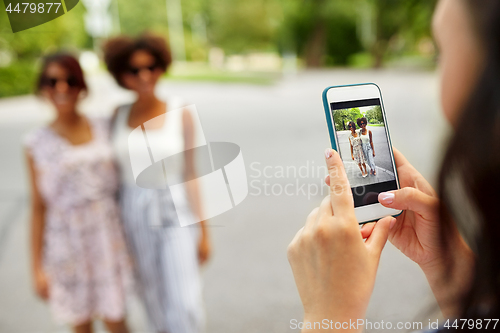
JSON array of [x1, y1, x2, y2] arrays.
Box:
[[322, 83, 402, 224]]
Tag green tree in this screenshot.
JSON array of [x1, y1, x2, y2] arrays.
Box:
[[0, 1, 88, 97], [366, 0, 437, 67], [206, 0, 281, 54], [333, 107, 364, 131], [364, 105, 383, 124], [280, 0, 362, 67]]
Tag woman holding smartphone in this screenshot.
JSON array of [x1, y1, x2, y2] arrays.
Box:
[[347, 121, 368, 178], [288, 0, 498, 331], [357, 117, 376, 176], [103, 33, 210, 333], [25, 54, 130, 333]]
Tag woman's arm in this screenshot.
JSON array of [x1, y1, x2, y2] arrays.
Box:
[[26, 150, 49, 300], [288, 149, 394, 332], [361, 148, 474, 318], [323, 148, 475, 318], [349, 138, 354, 158], [182, 109, 211, 265]]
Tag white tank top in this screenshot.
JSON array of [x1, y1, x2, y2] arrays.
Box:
[[112, 97, 186, 187], [360, 129, 370, 144]]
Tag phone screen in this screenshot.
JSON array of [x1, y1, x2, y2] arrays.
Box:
[[330, 98, 397, 207]]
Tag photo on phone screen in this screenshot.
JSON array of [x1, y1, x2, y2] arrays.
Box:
[[329, 98, 397, 207]]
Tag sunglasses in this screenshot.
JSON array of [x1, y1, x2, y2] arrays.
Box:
[[360, 122, 366, 125], [42, 76, 79, 88], [348, 124, 355, 128], [127, 63, 159, 75]]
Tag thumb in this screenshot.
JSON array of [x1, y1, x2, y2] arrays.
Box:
[[365, 216, 395, 256], [325, 148, 354, 217], [378, 187, 438, 221]]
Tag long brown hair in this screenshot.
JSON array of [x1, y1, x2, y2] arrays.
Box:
[[438, 0, 500, 329]]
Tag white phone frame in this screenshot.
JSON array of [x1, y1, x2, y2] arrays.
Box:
[[325, 83, 402, 223]]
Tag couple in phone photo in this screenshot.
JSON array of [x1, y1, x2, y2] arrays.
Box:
[[348, 117, 376, 178]]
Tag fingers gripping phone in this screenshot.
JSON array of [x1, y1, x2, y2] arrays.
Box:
[[322, 83, 402, 224]]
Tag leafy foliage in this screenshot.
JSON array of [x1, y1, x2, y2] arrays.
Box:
[[365, 105, 384, 124], [333, 107, 364, 131], [0, 0, 438, 97]]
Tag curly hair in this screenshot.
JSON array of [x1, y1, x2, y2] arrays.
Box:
[[103, 32, 172, 88], [356, 117, 368, 127]]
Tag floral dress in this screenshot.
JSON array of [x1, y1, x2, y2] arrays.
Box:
[[24, 117, 131, 325], [348, 131, 366, 165]]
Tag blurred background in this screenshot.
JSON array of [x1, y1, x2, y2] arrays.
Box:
[[0, 0, 438, 94], [0, 0, 449, 332]]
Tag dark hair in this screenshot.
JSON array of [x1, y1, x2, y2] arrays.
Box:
[[36, 53, 87, 94], [103, 32, 172, 88], [438, 0, 500, 330], [347, 121, 356, 129], [356, 117, 367, 127]]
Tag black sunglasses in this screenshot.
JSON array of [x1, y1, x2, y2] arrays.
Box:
[[127, 63, 159, 75], [360, 121, 366, 125], [348, 124, 355, 128], [42, 76, 79, 88]]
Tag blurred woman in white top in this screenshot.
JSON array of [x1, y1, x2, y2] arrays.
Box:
[[103, 33, 211, 333]]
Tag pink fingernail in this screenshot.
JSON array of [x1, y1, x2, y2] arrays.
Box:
[[378, 192, 394, 204], [325, 148, 333, 159], [390, 217, 397, 229]]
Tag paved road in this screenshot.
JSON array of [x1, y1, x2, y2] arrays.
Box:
[[0, 69, 448, 333], [337, 127, 396, 187]]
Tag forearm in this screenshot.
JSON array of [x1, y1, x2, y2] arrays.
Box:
[[185, 176, 210, 243], [31, 206, 45, 272], [184, 172, 204, 222]]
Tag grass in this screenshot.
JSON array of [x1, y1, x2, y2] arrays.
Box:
[[164, 62, 279, 85]]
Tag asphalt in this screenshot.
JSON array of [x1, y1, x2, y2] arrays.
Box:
[[337, 127, 395, 187], [0, 69, 449, 333]]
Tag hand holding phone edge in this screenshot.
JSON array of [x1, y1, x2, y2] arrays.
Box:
[[287, 148, 395, 332]]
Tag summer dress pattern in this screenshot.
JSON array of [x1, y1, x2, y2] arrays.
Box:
[[348, 131, 366, 165], [24, 117, 131, 325]]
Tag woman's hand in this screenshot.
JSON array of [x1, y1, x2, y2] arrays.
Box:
[[34, 267, 49, 300], [198, 229, 211, 265], [288, 149, 394, 332], [326, 148, 444, 268], [372, 151, 375, 157], [377, 148, 443, 268], [332, 148, 473, 317], [351, 154, 354, 160]]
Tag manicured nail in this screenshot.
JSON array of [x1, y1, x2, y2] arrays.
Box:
[[378, 192, 394, 204], [325, 148, 333, 159], [389, 217, 397, 229]]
